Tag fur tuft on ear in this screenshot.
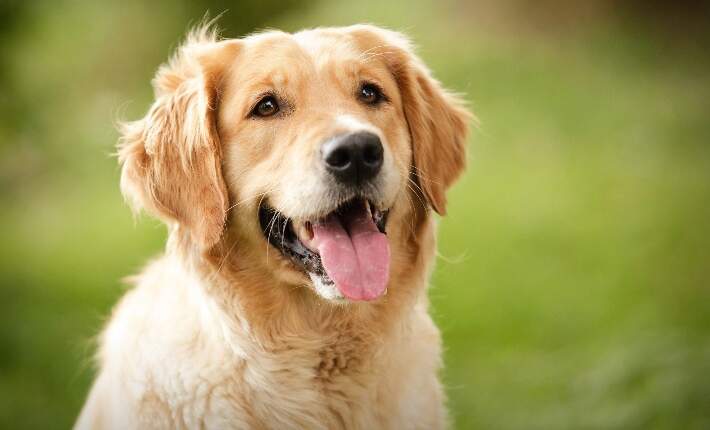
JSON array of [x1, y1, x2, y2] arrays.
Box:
[[348, 25, 473, 215], [118, 26, 239, 250]]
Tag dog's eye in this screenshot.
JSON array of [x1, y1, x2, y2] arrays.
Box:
[[252, 96, 279, 117], [358, 83, 385, 105]]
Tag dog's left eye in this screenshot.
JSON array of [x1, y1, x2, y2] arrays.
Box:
[[251, 96, 279, 117], [358, 83, 385, 105]]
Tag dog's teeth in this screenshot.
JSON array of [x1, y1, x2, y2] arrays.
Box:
[[368, 202, 382, 222], [294, 221, 314, 242], [364, 200, 372, 216]]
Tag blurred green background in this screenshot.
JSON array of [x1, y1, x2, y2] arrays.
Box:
[[1, 0, 709, 428]]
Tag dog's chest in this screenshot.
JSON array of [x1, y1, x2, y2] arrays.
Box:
[[222, 336, 379, 429], [132, 301, 442, 429], [131, 314, 443, 430], [143, 341, 375, 429]]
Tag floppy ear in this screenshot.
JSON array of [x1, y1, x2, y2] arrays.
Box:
[[118, 29, 239, 250], [350, 25, 472, 215], [398, 61, 471, 216]]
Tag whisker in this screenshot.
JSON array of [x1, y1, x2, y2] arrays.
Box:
[[406, 173, 425, 193], [280, 215, 290, 251], [265, 208, 282, 264], [224, 192, 266, 214], [226, 185, 282, 215], [256, 191, 269, 214], [265, 211, 277, 259], [390, 154, 429, 211], [406, 177, 428, 209], [208, 238, 239, 283], [411, 166, 444, 187], [403, 185, 418, 237]]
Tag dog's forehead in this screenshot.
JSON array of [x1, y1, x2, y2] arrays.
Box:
[[243, 29, 363, 71], [293, 29, 359, 61]]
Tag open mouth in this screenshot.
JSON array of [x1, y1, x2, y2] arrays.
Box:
[[259, 198, 390, 301]]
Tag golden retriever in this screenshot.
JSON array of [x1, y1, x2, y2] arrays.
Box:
[[76, 23, 471, 429]]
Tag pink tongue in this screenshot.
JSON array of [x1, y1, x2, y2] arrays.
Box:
[[312, 205, 390, 301]]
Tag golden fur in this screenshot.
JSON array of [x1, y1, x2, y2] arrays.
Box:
[[76, 24, 471, 429]]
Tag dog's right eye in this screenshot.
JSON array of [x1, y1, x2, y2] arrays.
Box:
[[358, 82, 386, 106], [251, 96, 279, 117]]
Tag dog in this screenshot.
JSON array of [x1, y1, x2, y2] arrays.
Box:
[[76, 23, 471, 429]]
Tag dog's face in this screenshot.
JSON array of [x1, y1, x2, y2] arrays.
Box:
[[119, 25, 470, 303]]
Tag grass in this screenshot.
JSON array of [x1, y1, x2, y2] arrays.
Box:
[[1, 0, 709, 428]]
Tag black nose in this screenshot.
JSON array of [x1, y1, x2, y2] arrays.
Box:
[[322, 132, 384, 185]]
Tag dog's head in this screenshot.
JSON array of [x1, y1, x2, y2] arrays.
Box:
[[119, 24, 471, 302]]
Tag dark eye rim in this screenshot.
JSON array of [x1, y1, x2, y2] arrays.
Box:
[[358, 82, 388, 106], [249, 94, 280, 118]]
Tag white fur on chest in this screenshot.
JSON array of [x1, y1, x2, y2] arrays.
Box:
[[77, 258, 445, 430]]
